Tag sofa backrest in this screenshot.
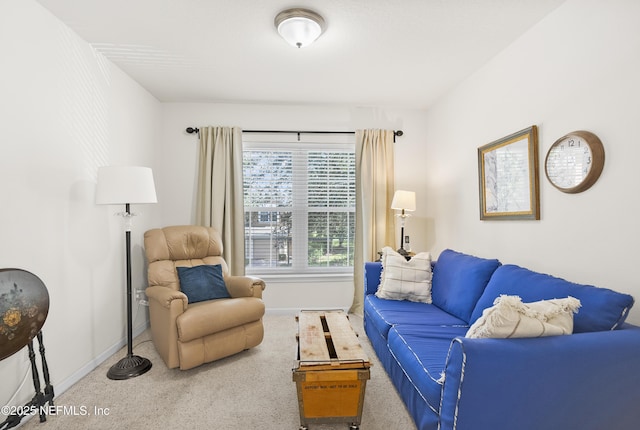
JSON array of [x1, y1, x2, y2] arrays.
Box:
[[469, 264, 635, 332], [431, 249, 501, 323]]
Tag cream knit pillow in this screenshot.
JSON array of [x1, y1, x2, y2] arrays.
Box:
[[466, 295, 581, 339], [376, 247, 432, 303]]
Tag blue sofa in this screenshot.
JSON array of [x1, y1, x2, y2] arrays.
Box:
[[363, 249, 640, 430]]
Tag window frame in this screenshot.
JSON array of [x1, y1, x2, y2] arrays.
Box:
[[243, 133, 356, 279]]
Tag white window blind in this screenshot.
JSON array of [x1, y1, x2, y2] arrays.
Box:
[[243, 136, 355, 275]]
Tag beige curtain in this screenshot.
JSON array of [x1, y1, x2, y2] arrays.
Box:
[[350, 129, 396, 315], [196, 126, 245, 275]]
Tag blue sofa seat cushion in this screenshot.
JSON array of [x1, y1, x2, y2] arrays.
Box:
[[388, 324, 468, 415], [364, 294, 467, 339], [431, 249, 501, 323], [470, 264, 634, 333]]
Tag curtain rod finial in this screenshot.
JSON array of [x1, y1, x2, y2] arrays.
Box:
[[186, 127, 199, 134]]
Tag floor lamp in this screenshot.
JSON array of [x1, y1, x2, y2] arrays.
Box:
[[96, 166, 157, 380], [391, 190, 416, 257]]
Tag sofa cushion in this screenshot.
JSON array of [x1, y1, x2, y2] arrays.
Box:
[[176, 264, 230, 304], [466, 295, 581, 338], [376, 247, 433, 303], [388, 325, 468, 414], [364, 295, 467, 340], [431, 249, 501, 323], [470, 265, 634, 333]]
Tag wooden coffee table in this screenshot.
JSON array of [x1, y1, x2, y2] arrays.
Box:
[[292, 310, 370, 430]]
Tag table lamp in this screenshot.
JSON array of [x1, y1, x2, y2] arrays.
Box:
[[391, 190, 416, 257]]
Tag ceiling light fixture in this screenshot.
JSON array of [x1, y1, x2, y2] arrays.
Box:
[[274, 8, 326, 48]]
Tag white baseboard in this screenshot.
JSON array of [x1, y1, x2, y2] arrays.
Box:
[[54, 321, 149, 395], [265, 307, 349, 316]]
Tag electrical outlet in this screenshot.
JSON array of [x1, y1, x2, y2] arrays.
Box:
[[135, 289, 149, 306]]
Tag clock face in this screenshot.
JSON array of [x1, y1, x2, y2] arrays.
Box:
[[544, 130, 605, 193], [545, 136, 592, 189]]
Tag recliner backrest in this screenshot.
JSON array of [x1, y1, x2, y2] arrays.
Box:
[[144, 225, 229, 291]]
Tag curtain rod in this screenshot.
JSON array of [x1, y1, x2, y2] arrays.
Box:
[[185, 127, 403, 142]]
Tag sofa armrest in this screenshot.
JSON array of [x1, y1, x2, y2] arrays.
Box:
[[364, 262, 382, 296], [145, 285, 188, 311], [439, 325, 640, 430], [144, 285, 188, 368], [225, 276, 265, 299]]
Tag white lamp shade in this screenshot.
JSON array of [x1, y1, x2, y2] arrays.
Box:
[[275, 8, 325, 48], [95, 166, 157, 205], [391, 190, 416, 211]]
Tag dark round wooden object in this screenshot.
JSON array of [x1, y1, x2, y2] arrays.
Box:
[[0, 268, 50, 361]]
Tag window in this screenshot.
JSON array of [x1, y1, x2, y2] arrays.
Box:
[[243, 136, 355, 275]]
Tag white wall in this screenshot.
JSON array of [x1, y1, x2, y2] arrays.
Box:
[[422, 0, 640, 324], [157, 103, 428, 311], [0, 0, 160, 410]]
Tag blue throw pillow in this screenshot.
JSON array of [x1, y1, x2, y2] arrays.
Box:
[[176, 265, 231, 304], [431, 249, 501, 323], [470, 265, 635, 333]]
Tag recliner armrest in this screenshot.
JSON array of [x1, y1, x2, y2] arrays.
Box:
[[225, 276, 265, 299], [145, 285, 188, 311]]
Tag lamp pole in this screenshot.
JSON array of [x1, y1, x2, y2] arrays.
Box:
[[397, 209, 408, 257], [106, 204, 152, 380]]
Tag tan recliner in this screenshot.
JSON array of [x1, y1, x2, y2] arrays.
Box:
[[143, 225, 265, 370]]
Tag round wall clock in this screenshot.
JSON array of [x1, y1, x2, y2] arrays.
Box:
[[544, 130, 605, 193]]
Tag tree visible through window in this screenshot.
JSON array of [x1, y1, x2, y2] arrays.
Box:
[[243, 142, 355, 274]]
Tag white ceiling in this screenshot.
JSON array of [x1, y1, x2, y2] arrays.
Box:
[[36, 0, 566, 109]]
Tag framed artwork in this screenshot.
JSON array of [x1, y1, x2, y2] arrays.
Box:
[[478, 125, 540, 220]]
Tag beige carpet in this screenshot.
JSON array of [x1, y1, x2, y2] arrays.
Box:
[[18, 313, 416, 430]]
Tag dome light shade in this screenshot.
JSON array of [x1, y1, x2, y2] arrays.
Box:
[[275, 8, 326, 48]]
